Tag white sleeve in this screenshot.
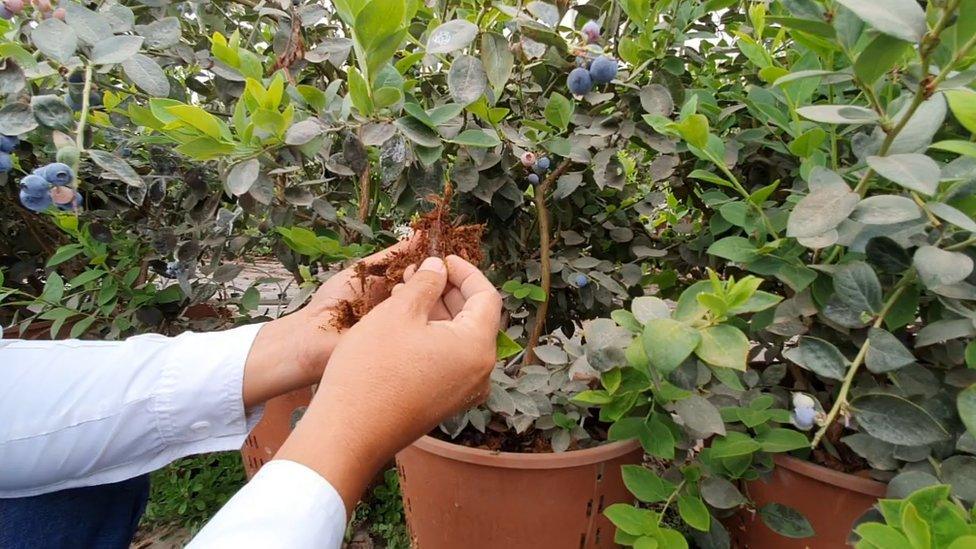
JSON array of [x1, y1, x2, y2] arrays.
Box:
[[187, 460, 346, 549], [0, 323, 266, 498]]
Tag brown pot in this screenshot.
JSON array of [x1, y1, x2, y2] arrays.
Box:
[[729, 455, 885, 548], [396, 436, 642, 549], [239, 387, 313, 478]]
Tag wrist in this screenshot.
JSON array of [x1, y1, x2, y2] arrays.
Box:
[[242, 314, 339, 408]]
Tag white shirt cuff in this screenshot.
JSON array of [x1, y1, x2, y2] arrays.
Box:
[[188, 460, 346, 549]]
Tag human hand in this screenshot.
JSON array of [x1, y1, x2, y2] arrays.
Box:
[[242, 240, 414, 408], [275, 255, 502, 512]]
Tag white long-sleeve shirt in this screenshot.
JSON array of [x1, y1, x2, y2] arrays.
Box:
[[0, 324, 345, 548]]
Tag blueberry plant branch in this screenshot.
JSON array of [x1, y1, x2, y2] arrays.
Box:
[[810, 271, 917, 448], [852, 1, 974, 197], [73, 63, 93, 176], [523, 157, 574, 366]]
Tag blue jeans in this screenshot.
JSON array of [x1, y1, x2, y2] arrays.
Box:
[[0, 474, 150, 549]]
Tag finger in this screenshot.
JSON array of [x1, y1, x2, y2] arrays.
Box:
[[445, 255, 496, 300], [442, 286, 466, 317], [405, 262, 455, 319], [451, 287, 502, 340], [392, 257, 448, 318]]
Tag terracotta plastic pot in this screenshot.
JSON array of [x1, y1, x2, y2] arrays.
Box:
[[729, 455, 885, 548], [240, 387, 312, 478], [396, 436, 642, 549]]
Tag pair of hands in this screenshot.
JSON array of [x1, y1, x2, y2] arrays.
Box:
[[245, 242, 502, 512]]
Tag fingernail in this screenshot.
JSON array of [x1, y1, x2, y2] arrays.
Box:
[[418, 257, 446, 273]]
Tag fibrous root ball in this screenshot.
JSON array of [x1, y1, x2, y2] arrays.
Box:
[[331, 183, 484, 329]]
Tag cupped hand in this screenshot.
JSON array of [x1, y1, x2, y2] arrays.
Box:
[[275, 255, 502, 512], [242, 240, 414, 408]]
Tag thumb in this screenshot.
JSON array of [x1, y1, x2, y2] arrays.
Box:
[[394, 257, 447, 318]]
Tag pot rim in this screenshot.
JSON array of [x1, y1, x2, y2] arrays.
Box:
[[407, 436, 641, 470], [773, 454, 886, 497]]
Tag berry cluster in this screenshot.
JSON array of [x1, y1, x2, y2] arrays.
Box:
[[18, 162, 81, 213], [566, 21, 618, 96], [0, 134, 17, 174], [519, 151, 551, 185], [0, 0, 64, 20]]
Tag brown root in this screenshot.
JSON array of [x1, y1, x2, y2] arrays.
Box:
[[329, 184, 484, 330]]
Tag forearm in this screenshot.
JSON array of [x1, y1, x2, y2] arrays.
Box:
[[0, 324, 266, 496]]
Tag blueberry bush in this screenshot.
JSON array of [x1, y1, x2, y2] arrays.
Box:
[[2, 0, 976, 545]]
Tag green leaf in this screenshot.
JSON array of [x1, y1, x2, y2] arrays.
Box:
[[695, 325, 749, 371], [866, 327, 916, 373], [866, 154, 940, 196], [604, 503, 655, 536], [642, 318, 701, 373], [852, 393, 949, 446], [946, 89, 976, 135], [901, 503, 931, 549], [449, 129, 501, 148], [347, 67, 374, 116], [854, 523, 912, 549], [710, 431, 761, 459], [674, 394, 726, 436], [783, 337, 849, 381], [834, 0, 926, 43], [707, 236, 757, 263], [41, 273, 65, 303], [796, 105, 879, 124], [641, 414, 676, 459], [958, 384, 976, 436], [448, 55, 487, 107], [425, 19, 477, 54], [759, 503, 815, 538], [914, 245, 974, 288], [677, 494, 710, 532], [757, 428, 809, 452], [786, 187, 859, 238], [543, 92, 573, 130], [354, 0, 404, 52], [833, 261, 883, 315], [481, 32, 514, 91], [46, 244, 84, 268], [496, 330, 522, 360], [930, 140, 976, 158], [621, 465, 677, 504], [854, 34, 911, 84], [700, 477, 746, 509], [672, 114, 709, 149]]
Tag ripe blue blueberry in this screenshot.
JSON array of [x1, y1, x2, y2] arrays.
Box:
[[66, 95, 81, 111], [567, 67, 593, 96], [534, 156, 551, 173], [0, 152, 11, 173], [527, 173, 540, 185], [20, 174, 51, 196], [589, 56, 618, 85], [574, 274, 589, 288], [0, 6, 11, 19], [581, 20, 600, 44], [792, 406, 817, 430], [0, 134, 18, 153], [40, 162, 74, 186], [19, 189, 52, 212]]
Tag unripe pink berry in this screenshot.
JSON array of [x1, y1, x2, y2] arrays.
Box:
[[52, 6, 65, 19], [520, 151, 536, 167], [5, 0, 24, 14]]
